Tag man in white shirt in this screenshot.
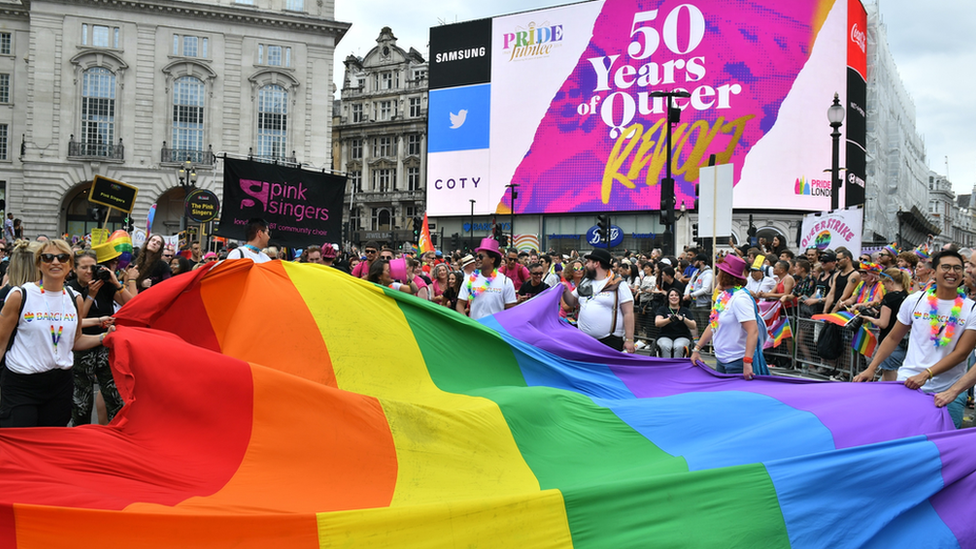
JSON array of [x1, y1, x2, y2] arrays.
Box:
[[562, 248, 636, 353], [854, 249, 976, 428], [745, 255, 775, 298], [226, 218, 272, 263], [457, 238, 517, 320], [683, 254, 713, 308]]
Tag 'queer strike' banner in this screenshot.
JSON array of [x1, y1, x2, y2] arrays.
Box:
[[216, 158, 347, 248], [428, 0, 867, 216], [799, 206, 862, 258]]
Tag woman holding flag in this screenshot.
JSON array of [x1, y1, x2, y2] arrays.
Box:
[[856, 268, 911, 381], [690, 254, 762, 380]]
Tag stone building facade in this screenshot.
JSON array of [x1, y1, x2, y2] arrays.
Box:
[[334, 27, 427, 247], [0, 0, 347, 240]]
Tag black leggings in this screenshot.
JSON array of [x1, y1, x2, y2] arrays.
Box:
[[0, 365, 73, 428]]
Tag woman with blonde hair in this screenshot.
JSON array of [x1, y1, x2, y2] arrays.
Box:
[[3, 239, 41, 287], [0, 240, 109, 427], [854, 268, 912, 382]]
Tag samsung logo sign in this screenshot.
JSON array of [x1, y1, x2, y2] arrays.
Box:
[[435, 47, 487, 63]]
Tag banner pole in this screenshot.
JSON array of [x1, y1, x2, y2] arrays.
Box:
[[102, 207, 114, 231], [711, 165, 718, 295]]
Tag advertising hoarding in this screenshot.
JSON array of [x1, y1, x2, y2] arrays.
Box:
[[428, 0, 866, 216]]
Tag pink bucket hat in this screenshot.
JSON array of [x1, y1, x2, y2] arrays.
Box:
[[715, 254, 748, 280], [389, 258, 409, 282], [475, 237, 502, 256]]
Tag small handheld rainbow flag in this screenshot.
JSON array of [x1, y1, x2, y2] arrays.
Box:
[[418, 213, 434, 254], [812, 311, 858, 327], [768, 317, 793, 348], [852, 325, 878, 357]]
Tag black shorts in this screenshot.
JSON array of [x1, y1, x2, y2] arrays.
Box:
[[0, 365, 73, 427]]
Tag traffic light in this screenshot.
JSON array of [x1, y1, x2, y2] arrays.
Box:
[[451, 233, 460, 250], [597, 214, 611, 246], [498, 234, 508, 247], [492, 223, 503, 241], [693, 183, 700, 213], [692, 223, 699, 243], [660, 177, 675, 226], [412, 216, 422, 240]]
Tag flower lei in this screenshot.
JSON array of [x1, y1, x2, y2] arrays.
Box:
[[710, 287, 741, 329], [466, 269, 499, 301], [853, 280, 884, 304], [927, 285, 965, 347]]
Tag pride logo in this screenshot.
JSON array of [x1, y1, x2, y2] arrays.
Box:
[[814, 231, 831, 250], [795, 177, 810, 195], [23, 312, 33, 322]]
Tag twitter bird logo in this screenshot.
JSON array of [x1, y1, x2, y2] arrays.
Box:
[[449, 109, 467, 129]]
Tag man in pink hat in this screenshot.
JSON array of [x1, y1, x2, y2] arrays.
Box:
[[457, 237, 517, 320], [691, 254, 761, 380]]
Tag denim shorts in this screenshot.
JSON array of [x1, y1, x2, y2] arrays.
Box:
[[879, 344, 907, 371], [716, 358, 744, 374]]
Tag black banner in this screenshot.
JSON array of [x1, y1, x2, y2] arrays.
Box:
[[845, 66, 867, 207], [216, 158, 347, 248], [429, 18, 492, 90]]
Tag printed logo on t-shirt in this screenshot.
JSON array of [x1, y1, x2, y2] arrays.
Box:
[[913, 310, 965, 323], [24, 311, 76, 323]]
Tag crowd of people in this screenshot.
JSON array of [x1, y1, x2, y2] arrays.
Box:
[[2, 216, 975, 430]]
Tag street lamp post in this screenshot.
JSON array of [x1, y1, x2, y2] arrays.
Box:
[[506, 183, 519, 248], [650, 90, 691, 256], [827, 92, 845, 211], [469, 199, 476, 252], [177, 156, 197, 236]]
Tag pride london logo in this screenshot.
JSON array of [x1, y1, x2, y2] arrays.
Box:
[[795, 177, 832, 196], [501, 21, 563, 61]]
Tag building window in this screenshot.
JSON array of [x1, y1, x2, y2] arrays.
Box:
[[350, 138, 362, 159], [407, 134, 421, 156], [373, 168, 394, 192], [257, 84, 287, 159], [81, 67, 116, 152], [349, 170, 361, 192], [258, 44, 291, 67], [0, 74, 9, 104], [173, 76, 205, 156], [409, 97, 421, 117], [373, 136, 391, 157], [413, 68, 427, 81], [285, 0, 303, 10], [407, 166, 420, 191], [381, 72, 393, 90], [371, 207, 392, 230], [0, 124, 7, 161], [378, 100, 392, 121], [82, 24, 119, 48], [351, 103, 363, 123], [0, 33, 10, 55], [173, 35, 208, 58]]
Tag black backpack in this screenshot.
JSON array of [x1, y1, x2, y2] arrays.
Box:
[[816, 323, 844, 360]]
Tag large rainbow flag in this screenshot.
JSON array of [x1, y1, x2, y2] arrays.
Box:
[[1, 261, 975, 548]]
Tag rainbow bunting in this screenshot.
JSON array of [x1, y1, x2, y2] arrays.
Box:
[[418, 213, 434, 254], [0, 262, 974, 547], [853, 325, 879, 358]]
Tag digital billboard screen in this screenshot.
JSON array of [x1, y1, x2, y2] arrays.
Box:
[[427, 0, 866, 216]]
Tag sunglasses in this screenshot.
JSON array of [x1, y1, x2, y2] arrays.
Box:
[[40, 253, 71, 263], [365, 249, 377, 254], [531, 272, 544, 276]]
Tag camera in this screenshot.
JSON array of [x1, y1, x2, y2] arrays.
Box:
[[94, 266, 113, 282]]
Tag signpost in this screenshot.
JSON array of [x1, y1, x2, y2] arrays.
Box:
[[88, 175, 139, 230]]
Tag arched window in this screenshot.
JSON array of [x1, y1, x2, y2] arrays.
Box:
[[172, 76, 205, 162], [81, 67, 116, 156], [257, 84, 287, 160]]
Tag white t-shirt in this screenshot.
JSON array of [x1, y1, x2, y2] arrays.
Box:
[[745, 275, 775, 295], [573, 276, 634, 339], [896, 290, 976, 392], [711, 290, 757, 363], [458, 270, 517, 320], [5, 283, 79, 374], [226, 245, 271, 263]]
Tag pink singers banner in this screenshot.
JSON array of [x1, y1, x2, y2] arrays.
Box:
[[426, 0, 862, 216]]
